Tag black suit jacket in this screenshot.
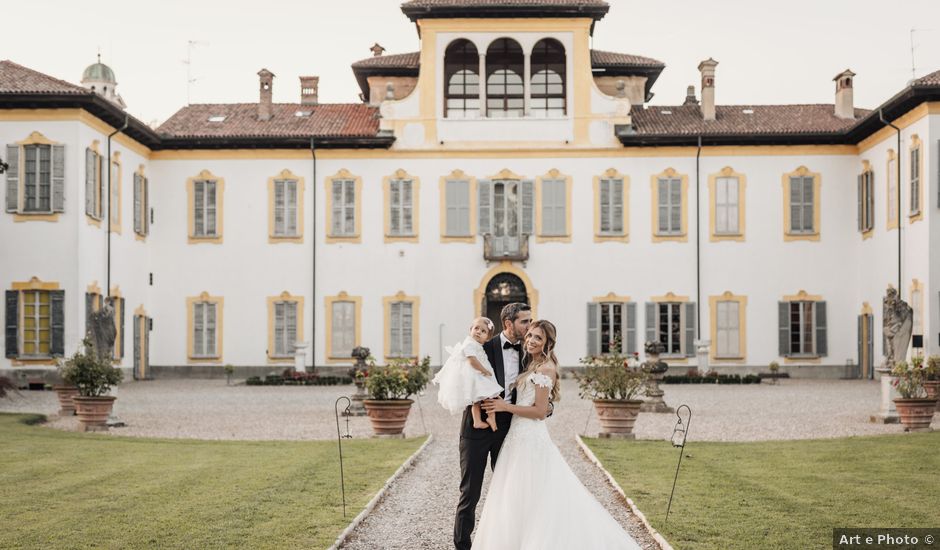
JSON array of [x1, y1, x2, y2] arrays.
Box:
[[459, 334, 525, 438]]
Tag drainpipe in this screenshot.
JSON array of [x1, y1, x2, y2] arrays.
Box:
[[310, 137, 317, 371], [695, 135, 702, 339], [106, 115, 129, 298], [879, 109, 902, 295]]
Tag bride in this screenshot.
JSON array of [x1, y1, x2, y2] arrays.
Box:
[[475, 320, 642, 550]]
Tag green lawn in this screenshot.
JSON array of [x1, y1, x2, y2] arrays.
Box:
[[0, 414, 425, 549], [584, 433, 940, 550]]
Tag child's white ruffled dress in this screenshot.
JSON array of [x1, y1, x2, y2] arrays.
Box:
[[432, 336, 504, 414]]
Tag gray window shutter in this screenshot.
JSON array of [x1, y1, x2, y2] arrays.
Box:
[[778, 301, 790, 356], [206, 182, 217, 236], [402, 180, 413, 235], [586, 302, 599, 357], [402, 302, 413, 356], [331, 181, 343, 235], [206, 303, 217, 356], [521, 179, 534, 234], [51, 290, 65, 357], [97, 156, 104, 217], [612, 179, 623, 233], [645, 302, 656, 348], [867, 173, 874, 231], [134, 173, 142, 234], [599, 179, 610, 233], [390, 302, 401, 356], [815, 301, 827, 356], [287, 302, 297, 352], [658, 179, 669, 233], [802, 177, 814, 232], [119, 297, 125, 359], [86, 150, 96, 216], [134, 314, 140, 379], [624, 302, 637, 355], [856, 315, 863, 372], [684, 302, 696, 357], [857, 174, 863, 232], [144, 315, 150, 378], [194, 181, 204, 236], [52, 144, 65, 212], [287, 181, 298, 235], [194, 303, 204, 356], [274, 180, 285, 235], [478, 180, 492, 235], [343, 181, 356, 235], [446, 179, 470, 237], [6, 145, 18, 212], [275, 302, 285, 356], [85, 293, 94, 336], [143, 177, 149, 236], [5, 290, 18, 358], [389, 180, 401, 235]]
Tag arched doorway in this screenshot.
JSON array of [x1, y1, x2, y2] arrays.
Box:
[[483, 272, 528, 331]]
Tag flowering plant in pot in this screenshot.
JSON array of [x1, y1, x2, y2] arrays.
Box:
[[58, 338, 123, 431], [363, 356, 431, 437], [925, 355, 940, 411], [891, 357, 935, 432], [576, 338, 650, 439]]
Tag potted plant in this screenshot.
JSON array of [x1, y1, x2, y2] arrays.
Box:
[[224, 364, 235, 386], [58, 339, 124, 432], [363, 356, 431, 437], [576, 341, 650, 439], [891, 357, 936, 432], [925, 355, 940, 411], [768, 361, 780, 385]]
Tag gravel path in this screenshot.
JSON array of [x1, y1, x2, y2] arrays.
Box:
[[3, 378, 935, 550]]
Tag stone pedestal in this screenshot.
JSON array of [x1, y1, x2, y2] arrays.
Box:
[[640, 373, 674, 413], [870, 367, 899, 424], [695, 339, 711, 374], [106, 385, 125, 428], [349, 381, 368, 416], [293, 341, 310, 373]]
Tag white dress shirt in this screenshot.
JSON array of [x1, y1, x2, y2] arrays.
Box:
[[499, 332, 520, 402]]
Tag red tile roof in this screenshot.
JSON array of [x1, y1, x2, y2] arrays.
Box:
[[590, 50, 664, 69], [0, 60, 91, 95], [351, 52, 421, 70], [913, 69, 940, 87], [157, 103, 382, 139], [401, 0, 609, 21]]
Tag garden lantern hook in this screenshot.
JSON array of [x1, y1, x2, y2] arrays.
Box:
[[666, 404, 691, 524], [335, 396, 352, 517]]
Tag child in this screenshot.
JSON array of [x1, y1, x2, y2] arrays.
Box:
[[432, 317, 505, 431]]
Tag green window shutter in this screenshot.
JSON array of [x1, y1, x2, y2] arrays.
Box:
[[624, 302, 637, 355], [5, 290, 18, 358], [51, 290, 65, 357], [5, 145, 18, 212], [778, 302, 790, 357], [815, 301, 827, 357], [521, 179, 534, 234], [52, 144, 65, 212], [684, 302, 696, 357], [586, 302, 599, 357], [86, 149, 96, 216], [478, 180, 492, 235]]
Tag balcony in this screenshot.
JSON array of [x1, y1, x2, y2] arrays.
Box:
[[483, 234, 529, 262]]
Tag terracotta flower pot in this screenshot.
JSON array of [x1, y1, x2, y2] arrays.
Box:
[[73, 396, 117, 432], [363, 399, 413, 437], [52, 386, 80, 416], [924, 381, 940, 412], [893, 398, 936, 432], [593, 399, 643, 439]]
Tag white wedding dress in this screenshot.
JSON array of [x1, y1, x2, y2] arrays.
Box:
[[472, 371, 643, 550]]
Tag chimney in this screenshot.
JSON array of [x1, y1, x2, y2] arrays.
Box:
[[698, 58, 718, 121], [300, 76, 319, 106], [683, 85, 698, 106], [834, 69, 856, 119], [370, 43, 386, 57], [258, 68, 275, 121]]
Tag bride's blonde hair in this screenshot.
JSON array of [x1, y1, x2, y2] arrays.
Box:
[[516, 319, 560, 402]]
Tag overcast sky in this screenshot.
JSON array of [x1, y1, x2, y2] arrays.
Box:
[[4, 0, 940, 126]]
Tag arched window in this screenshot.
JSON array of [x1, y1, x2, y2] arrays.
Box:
[[486, 38, 524, 118], [444, 39, 480, 119], [530, 39, 566, 117]]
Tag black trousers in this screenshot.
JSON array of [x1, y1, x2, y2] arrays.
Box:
[[453, 408, 512, 550]]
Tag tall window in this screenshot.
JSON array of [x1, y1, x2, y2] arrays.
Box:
[[86, 148, 102, 220], [5, 286, 64, 359], [779, 300, 827, 357], [273, 301, 298, 357], [714, 176, 739, 235], [388, 178, 414, 236], [715, 300, 740, 358], [192, 302, 218, 358], [486, 38, 524, 118], [331, 178, 356, 237], [540, 178, 566, 236], [110, 158, 121, 227], [910, 144, 921, 216], [193, 179, 218, 237], [444, 178, 471, 237], [586, 301, 636, 356], [887, 152, 898, 229], [331, 301, 356, 358], [788, 175, 815, 234], [530, 39, 566, 117], [21, 290, 52, 356], [23, 144, 52, 213], [646, 301, 696, 357], [657, 177, 682, 235], [858, 169, 874, 233], [598, 177, 624, 235], [274, 178, 299, 237], [388, 301, 414, 358], [658, 303, 682, 355], [444, 40, 480, 119], [134, 172, 149, 237]]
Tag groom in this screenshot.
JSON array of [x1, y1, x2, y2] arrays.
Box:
[[453, 302, 531, 550]]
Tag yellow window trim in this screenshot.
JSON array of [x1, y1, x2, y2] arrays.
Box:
[[781, 166, 821, 242], [267, 292, 305, 363], [9, 278, 60, 366], [11, 131, 63, 223], [651, 168, 689, 243], [383, 169, 421, 243], [592, 292, 631, 303], [859, 160, 874, 240], [187, 169, 225, 244], [535, 168, 573, 243], [709, 292, 748, 363], [324, 169, 362, 243], [707, 167, 746, 242], [782, 290, 823, 302], [383, 291, 421, 361], [886, 150, 899, 231], [473, 261, 539, 319], [186, 292, 224, 363], [910, 279, 924, 336], [134, 165, 149, 242], [909, 135, 924, 223], [438, 169, 477, 243], [109, 286, 123, 363], [85, 141, 103, 227], [268, 169, 305, 244], [108, 152, 122, 234], [593, 168, 629, 243], [324, 291, 362, 364]]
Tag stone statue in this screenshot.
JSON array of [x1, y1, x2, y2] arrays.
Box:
[[88, 298, 117, 364], [883, 287, 913, 368]]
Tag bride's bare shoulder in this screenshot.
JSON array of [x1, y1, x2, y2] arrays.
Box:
[[536, 362, 558, 378]]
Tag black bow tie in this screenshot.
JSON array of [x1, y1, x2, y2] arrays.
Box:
[[503, 341, 522, 353]]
